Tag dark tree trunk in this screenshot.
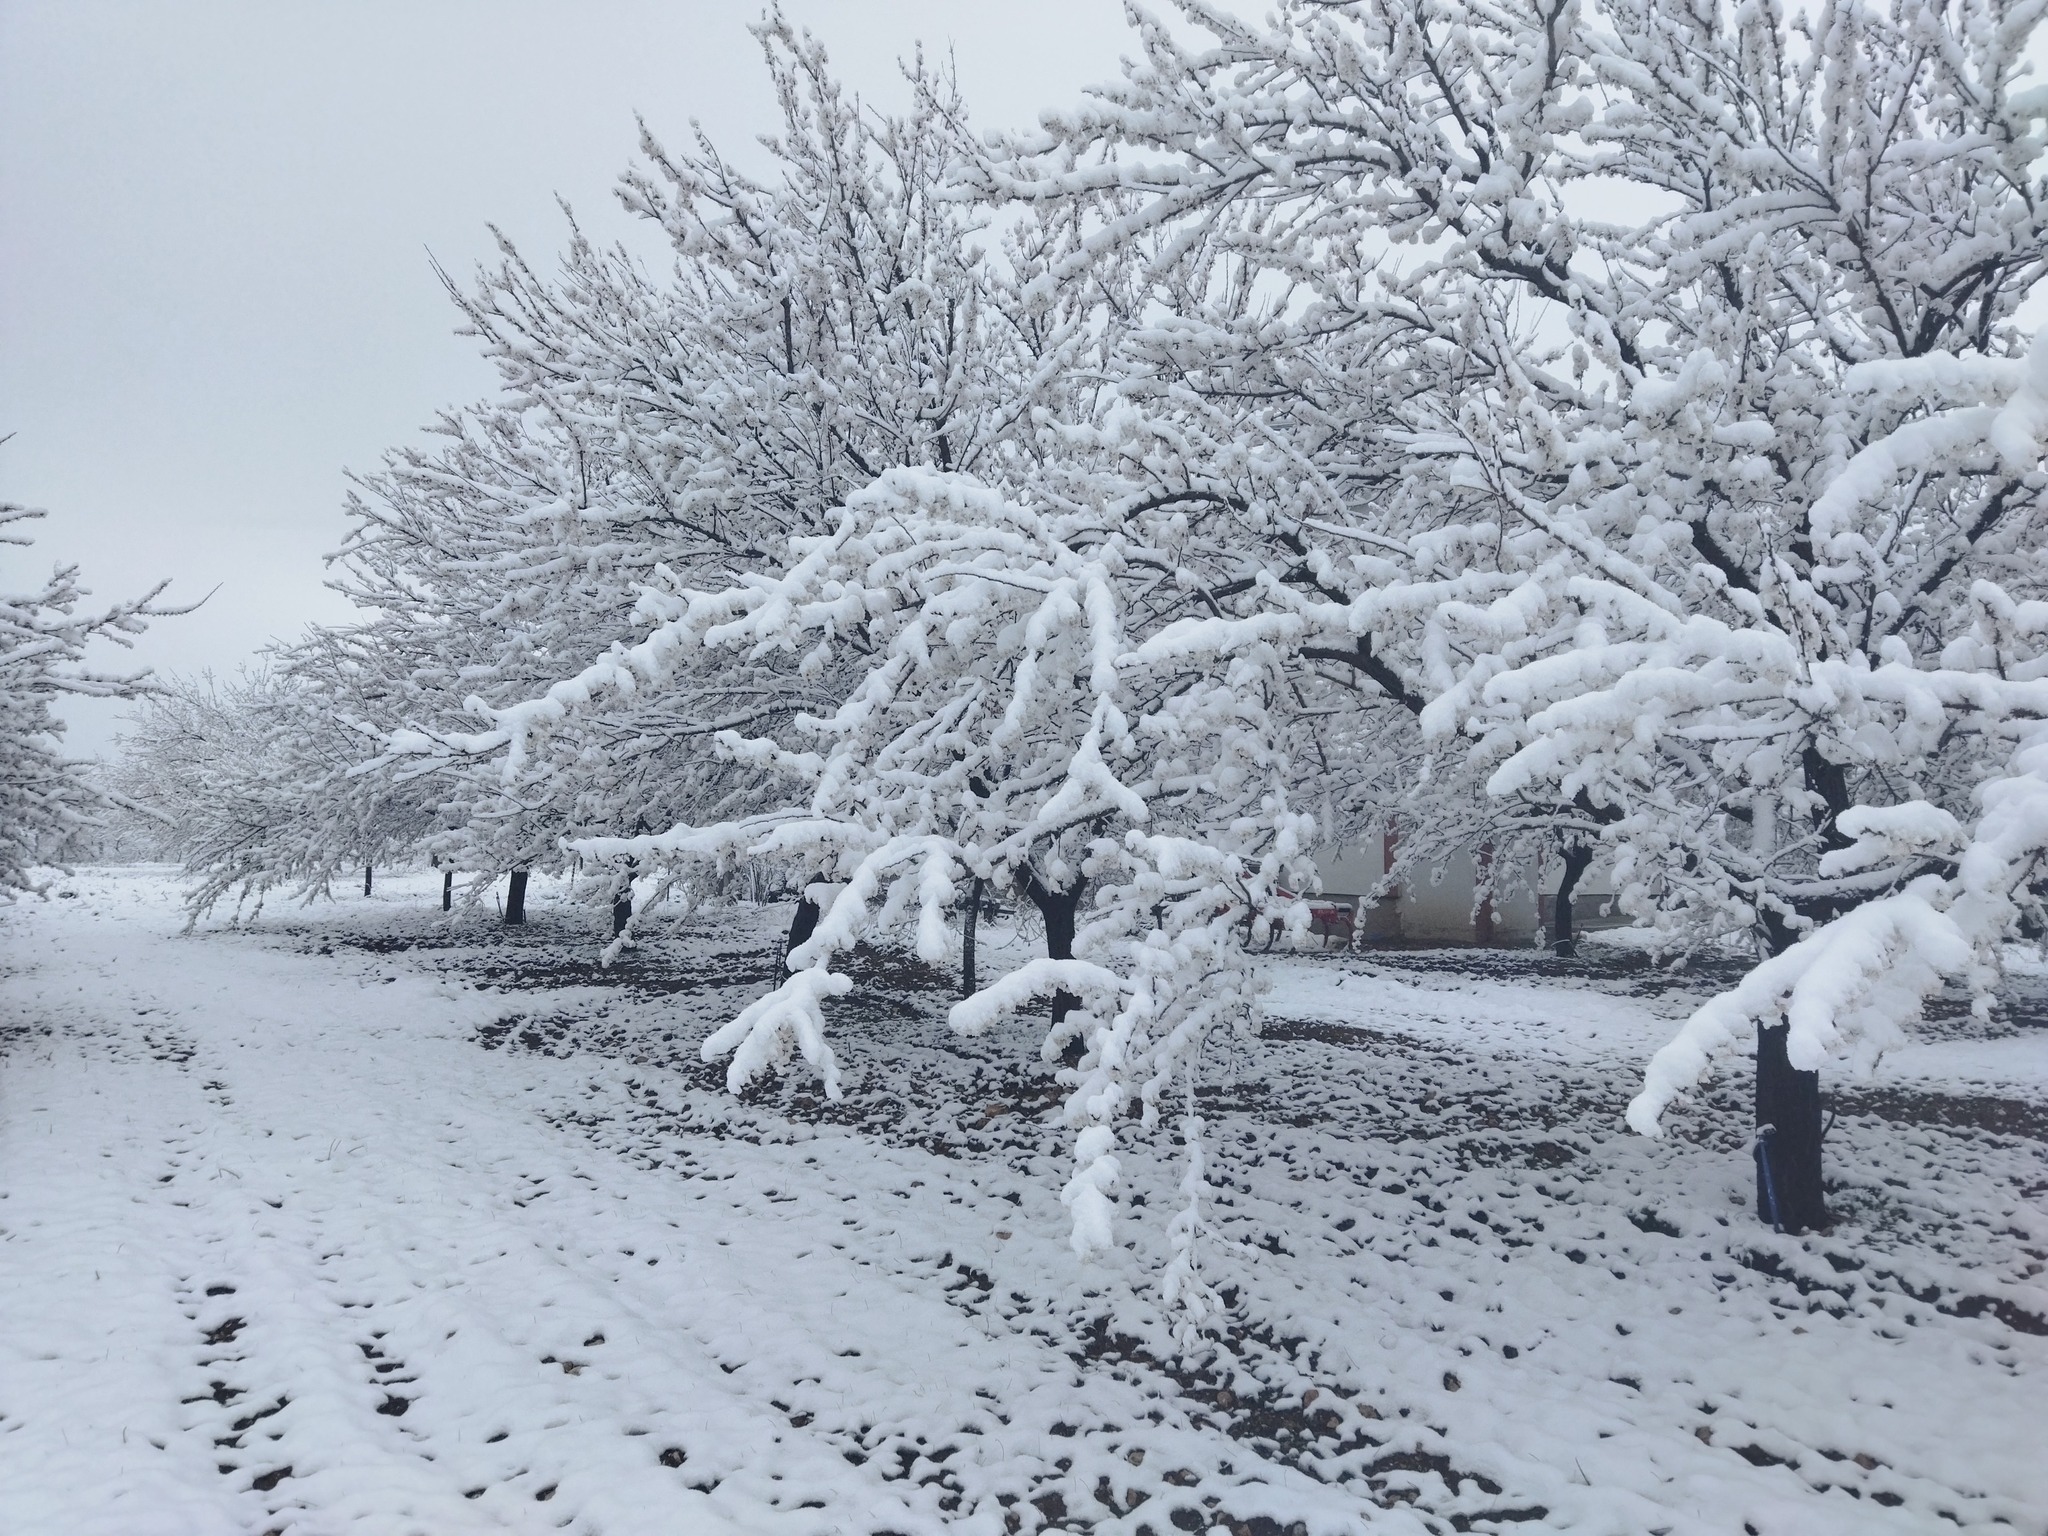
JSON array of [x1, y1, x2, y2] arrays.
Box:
[[785, 884, 822, 961], [1801, 745, 1855, 857], [610, 862, 635, 938], [2021, 897, 2045, 942], [960, 876, 985, 999], [1733, 741, 1856, 1233], [363, 866, 373, 897], [442, 869, 453, 912], [1552, 843, 1594, 956], [1750, 907, 1828, 1229], [504, 869, 528, 925], [1755, 1022, 1829, 1232], [1022, 872, 1085, 1049]]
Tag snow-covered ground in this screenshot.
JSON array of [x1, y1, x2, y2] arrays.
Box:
[[2, 869, 2043, 1536]]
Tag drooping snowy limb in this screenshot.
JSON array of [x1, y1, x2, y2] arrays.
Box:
[[948, 684, 1316, 1265], [1, 503, 183, 894], [573, 812, 817, 870], [945, 894, 1274, 1269], [1159, 1090, 1220, 1348], [689, 831, 963, 1099], [700, 965, 858, 1100], [1628, 878, 1970, 1135]]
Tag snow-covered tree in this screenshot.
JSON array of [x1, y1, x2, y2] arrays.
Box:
[[974, 0, 2048, 1229], [349, 18, 1101, 932], [1, 502, 177, 895], [113, 662, 432, 924], [475, 467, 1316, 1326], [1623, 355, 2048, 1203]]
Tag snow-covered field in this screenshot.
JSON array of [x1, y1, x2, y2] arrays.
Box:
[[2, 868, 2044, 1536]]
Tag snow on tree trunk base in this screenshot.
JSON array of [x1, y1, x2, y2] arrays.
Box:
[[504, 870, 528, 926], [1755, 1024, 1829, 1234]]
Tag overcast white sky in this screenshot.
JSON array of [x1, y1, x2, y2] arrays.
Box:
[[0, 1, 1155, 756]]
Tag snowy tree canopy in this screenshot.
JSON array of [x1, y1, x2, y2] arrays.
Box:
[[347, 18, 1108, 890], [969, 0, 2048, 1125], [1, 501, 179, 895]]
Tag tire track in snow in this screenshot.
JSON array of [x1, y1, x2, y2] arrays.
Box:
[[0, 883, 961, 1533]]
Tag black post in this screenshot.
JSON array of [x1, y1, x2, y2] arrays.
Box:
[[442, 869, 454, 912], [1552, 844, 1593, 956], [1755, 1022, 1829, 1232], [364, 865, 373, 897], [504, 869, 528, 925], [960, 875, 985, 999]]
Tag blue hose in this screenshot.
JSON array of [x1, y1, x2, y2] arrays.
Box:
[[1754, 1124, 1784, 1233]]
